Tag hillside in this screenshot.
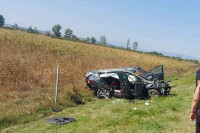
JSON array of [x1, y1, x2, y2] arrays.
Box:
[[0, 29, 199, 130]]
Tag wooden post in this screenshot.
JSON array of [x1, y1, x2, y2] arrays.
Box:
[[55, 65, 59, 106]]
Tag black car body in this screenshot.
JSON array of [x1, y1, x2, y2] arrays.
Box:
[[85, 65, 171, 99]]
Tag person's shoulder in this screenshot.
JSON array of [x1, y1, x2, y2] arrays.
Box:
[[197, 69, 200, 78], [197, 69, 200, 74]]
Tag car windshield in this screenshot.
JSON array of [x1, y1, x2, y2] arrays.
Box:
[[149, 65, 163, 75], [133, 66, 148, 76]]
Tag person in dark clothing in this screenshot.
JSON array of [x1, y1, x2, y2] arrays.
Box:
[[191, 69, 200, 133], [196, 69, 200, 87]]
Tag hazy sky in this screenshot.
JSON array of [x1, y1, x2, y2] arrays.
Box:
[[1, 0, 200, 59]]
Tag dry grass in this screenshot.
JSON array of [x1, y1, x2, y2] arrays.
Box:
[[0, 28, 198, 128]]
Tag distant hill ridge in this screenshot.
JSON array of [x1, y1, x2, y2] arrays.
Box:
[[3, 24, 199, 61]]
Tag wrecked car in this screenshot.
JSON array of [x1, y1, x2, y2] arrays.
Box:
[[85, 65, 171, 99]]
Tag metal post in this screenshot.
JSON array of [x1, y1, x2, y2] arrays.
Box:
[[134, 85, 137, 104], [55, 65, 59, 106]]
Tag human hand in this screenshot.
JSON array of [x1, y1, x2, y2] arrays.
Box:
[[190, 112, 196, 122]]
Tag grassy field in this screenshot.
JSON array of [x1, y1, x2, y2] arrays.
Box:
[[0, 28, 199, 131], [1, 74, 197, 133]]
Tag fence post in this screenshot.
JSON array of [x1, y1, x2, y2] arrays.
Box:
[[55, 65, 59, 107]]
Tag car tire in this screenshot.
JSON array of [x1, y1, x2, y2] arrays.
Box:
[[148, 89, 160, 98], [97, 89, 110, 99]]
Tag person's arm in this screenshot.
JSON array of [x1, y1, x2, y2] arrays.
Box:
[[190, 85, 200, 121]]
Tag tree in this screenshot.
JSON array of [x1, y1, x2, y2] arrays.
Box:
[[133, 41, 138, 51], [82, 37, 90, 43], [100, 36, 107, 45], [91, 37, 96, 43], [52, 24, 61, 37], [127, 39, 130, 49], [86, 37, 90, 43], [34, 27, 39, 34], [64, 28, 73, 39], [0, 15, 5, 27], [45, 31, 51, 36], [12, 23, 19, 30], [20, 28, 26, 32], [71, 35, 79, 41], [26, 26, 35, 33]]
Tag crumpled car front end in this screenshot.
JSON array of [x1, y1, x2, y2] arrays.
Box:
[[145, 79, 171, 95]]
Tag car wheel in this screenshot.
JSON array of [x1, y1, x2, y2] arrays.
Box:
[[97, 89, 110, 99], [148, 89, 160, 98]]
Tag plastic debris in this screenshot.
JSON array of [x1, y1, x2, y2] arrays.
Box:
[[145, 102, 149, 106], [52, 107, 62, 112], [133, 107, 137, 110], [45, 117, 76, 125], [117, 99, 120, 102], [112, 101, 116, 104]]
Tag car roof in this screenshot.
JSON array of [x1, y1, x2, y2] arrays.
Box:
[[98, 67, 136, 73]]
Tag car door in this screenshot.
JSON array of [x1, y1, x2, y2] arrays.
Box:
[[134, 77, 145, 98], [117, 72, 130, 98], [127, 73, 145, 98], [149, 65, 164, 80]]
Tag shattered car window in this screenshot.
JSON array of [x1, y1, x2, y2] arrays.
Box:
[[100, 73, 119, 79], [127, 74, 137, 82]]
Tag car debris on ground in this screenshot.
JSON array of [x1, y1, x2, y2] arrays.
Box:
[[45, 117, 76, 125]]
